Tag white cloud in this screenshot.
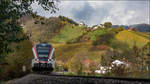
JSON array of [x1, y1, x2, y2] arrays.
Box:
[[31, 1, 150, 26], [99, 1, 149, 25]]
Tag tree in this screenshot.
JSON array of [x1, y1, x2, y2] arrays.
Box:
[[140, 42, 150, 73], [69, 56, 82, 72], [0, 0, 58, 62], [93, 32, 115, 46], [104, 22, 112, 28]]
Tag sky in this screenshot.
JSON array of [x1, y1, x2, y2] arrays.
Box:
[[31, 0, 150, 26]]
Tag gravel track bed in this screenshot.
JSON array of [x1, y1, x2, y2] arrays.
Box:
[[10, 74, 150, 84]]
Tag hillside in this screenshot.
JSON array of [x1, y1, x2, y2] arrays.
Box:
[[23, 15, 78, 43], [2, 15, 150, 80], [20, 16, 150, 77], [130, 24, 150, 32], [112, 24, 150, 32], [52, 24, 86, 43], [115, 30, 150, 48], [51, 24, 150, 77]]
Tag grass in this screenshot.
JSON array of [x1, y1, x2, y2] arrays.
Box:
[[63, 72, 78, 75], [52, 41, 102, 63], [63, 72, 103, 77], [52, 24, 86, 43], [133, 31, 150, 40], [115, 30, 150, 48], [88, 28, 107, 40]]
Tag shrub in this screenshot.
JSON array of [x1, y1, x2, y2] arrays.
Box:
[[89, 28, 107, 40], [109, 64, 128, 77], [93, 32, 115, 46], [104, 22, 112, 28]]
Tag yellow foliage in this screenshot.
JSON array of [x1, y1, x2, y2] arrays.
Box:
[[115, 30, 150, 48]]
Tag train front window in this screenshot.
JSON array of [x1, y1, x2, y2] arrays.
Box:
[[37, 46, 50, 61]]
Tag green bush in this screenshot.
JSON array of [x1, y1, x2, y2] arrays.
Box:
[[93, 31, 115, 46], [89, 29, 107, 40], [104, 22, 112, 28], [110, 27, 124, 34]]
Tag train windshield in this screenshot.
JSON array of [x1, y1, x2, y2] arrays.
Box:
[[37, 46, 51, 61]]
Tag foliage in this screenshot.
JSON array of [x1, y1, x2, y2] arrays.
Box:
[[58, 16, 78, 25], [52, 24, 86, 43], [0, 0, 58, 63], [24, 16, 67, 43], [134, 31, 150, 40], [88, 28, 107, 40], [53, 41, 102, 72], [110, 39, 130, 51], [69, 56, 82, 72], [0, 40, 33, 80], [93, 31, 115, 46], [115, 30, 150, 48], [104, 22, 112, 28], [109, 65, 128, 77], [101, 49, 120, 66], [110, 27, 124, 34], [77, 63, 83, 75], [39, 17, 63, 42]]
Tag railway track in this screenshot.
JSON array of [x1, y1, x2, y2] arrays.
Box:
[[48, 74, 150, 82], [12, 72, 150, 84]]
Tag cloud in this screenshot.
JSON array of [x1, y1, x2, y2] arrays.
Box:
[[31, 0, 150, 26], [71, 2, 95, 24], [101, 1, 150, 25]]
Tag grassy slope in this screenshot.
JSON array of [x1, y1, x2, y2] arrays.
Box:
[[134, 31, 150, 40], [88, 28, 107, 40], [115, 30, 150, 48], [52, 25, 86, 43], [52, 41, 102, 63], [52, 28, 149, 64]]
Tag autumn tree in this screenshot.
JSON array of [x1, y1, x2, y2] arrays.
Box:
[[139, 42, 150, 72], [104, 22, 112, 28], [69, 56, 82, 72]]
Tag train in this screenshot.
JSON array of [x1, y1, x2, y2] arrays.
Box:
[[31, 42, 55, 72]]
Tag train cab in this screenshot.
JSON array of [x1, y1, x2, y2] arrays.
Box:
[[31, 43, 55, 71]]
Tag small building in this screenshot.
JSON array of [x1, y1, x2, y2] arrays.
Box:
[[92, 25, 99, 30], [95, 60, 129, 74], [95, 66, 111, 74], [20, 24, 25, 28], [111, 60, 130, 68], [128, 27, 138, 31], [99, 24, 104, 28], [79, 21, 85, 26]]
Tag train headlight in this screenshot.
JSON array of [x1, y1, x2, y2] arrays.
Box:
[[48, 59, 52, 63], [32, 59, 39, 63], [35, 58, 38, 61]]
